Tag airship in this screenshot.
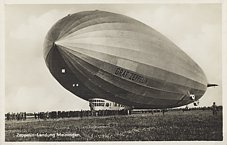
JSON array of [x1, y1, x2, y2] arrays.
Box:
[[43, 10, 213, 109]]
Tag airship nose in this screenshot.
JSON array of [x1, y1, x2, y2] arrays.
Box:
[[54, 41, 59, 45], [51, 41, 60, 48], [43, 39, 55, 60], [43, 27, 62, 61]]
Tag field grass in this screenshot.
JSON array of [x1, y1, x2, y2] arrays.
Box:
[[5, 110, 223, 141]]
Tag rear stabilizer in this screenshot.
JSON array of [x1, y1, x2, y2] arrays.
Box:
[[207, 84, 218, 87]]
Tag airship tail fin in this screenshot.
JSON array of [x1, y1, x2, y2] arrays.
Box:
[[207, 84, 218, 87]]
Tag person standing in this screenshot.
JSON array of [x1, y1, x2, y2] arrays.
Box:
[[212, 102, 218, 115]]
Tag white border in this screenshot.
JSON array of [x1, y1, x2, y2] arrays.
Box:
[[3, 0, 223, 4], [0, 0, 5, 144]]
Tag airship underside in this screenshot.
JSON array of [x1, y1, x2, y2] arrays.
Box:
[[44, 10, 208, 109]]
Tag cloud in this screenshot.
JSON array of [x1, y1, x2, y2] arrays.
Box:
[[6, 9, 68, 88], [6, 8, 89, 112], [6, 85, 89, 112]]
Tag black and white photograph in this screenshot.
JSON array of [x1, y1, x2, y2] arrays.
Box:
[[0, 1, 226, 143]]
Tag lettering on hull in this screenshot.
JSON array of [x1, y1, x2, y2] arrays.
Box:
[[114, 67, 147, 84]]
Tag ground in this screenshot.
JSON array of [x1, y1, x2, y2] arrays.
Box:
[[5, 109, 223, 141]]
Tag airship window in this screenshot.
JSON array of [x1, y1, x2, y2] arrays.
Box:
[[61, 69, 66, 73], [72, 83, 79, 87]]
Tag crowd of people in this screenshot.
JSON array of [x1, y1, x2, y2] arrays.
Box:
[[5, 109, 131, 121], [5, 103, 221, 121], [5, 112, 27, 121], [34, 109, 131, 119]]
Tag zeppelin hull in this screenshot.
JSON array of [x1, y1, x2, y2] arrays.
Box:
[[44, 10, 208, 109]]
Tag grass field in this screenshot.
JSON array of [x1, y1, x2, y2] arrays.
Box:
[[5, 110, 223, 141]]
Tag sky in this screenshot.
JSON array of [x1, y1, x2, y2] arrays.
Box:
[[4, 4, 222, 113]]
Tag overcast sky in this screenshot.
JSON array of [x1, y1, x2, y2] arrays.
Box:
[[5, 4, 222, 113]]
